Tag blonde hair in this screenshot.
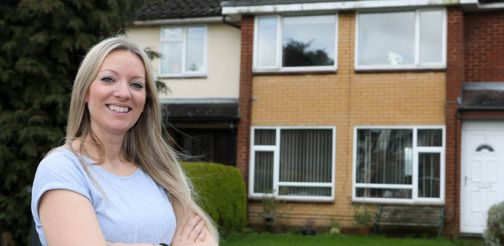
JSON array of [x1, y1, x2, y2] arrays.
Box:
[[65, 36, 218, 240]]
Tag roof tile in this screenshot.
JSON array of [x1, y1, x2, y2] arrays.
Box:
[[136, 0, 222, 21], [222, 0, 350, 7]]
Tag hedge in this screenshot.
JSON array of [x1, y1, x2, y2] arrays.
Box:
[[483, 201, 504, 246], [183, 162, 247, 233]]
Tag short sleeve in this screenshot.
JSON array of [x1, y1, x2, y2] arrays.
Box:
[[31, 148, 92, 223]]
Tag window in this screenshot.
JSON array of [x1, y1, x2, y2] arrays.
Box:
[[353, 127, 444, 203], [254, 15, 337, 72], [160, 25, 207, 77], [356, 9, 446, 70], [250, 127, 335, 201]]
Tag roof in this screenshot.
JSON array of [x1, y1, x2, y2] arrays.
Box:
[[162, 102, 239, 122], [221, 0, 348, 6], [136, 0, 222, 21], [135, 0, 498, 20], [221, 0, 504, 6], [461, 83, 504, 110]]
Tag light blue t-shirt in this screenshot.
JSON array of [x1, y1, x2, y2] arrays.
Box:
[[31, 147, 176, 245]]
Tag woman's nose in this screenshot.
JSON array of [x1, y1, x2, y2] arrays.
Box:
[[113, 81, 131, 99]]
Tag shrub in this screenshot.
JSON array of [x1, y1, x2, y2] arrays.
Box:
[[352, 204, 375, 227], [483, 201, 504, 246], [183, 162, 247, 233]]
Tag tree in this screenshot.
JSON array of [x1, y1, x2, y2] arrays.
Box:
[[282, 39, 334, 67], [0, 0, 146, 243]]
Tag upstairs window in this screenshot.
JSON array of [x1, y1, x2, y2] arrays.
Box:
[[356, 9, 446, 70], [254, 15, 337, 72], [160, 25, 207, 77]]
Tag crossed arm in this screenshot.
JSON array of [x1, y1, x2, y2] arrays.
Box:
[[38, 190, 217, 246]]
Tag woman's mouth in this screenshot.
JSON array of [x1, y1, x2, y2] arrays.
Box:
[[107, 104, 130, 113]]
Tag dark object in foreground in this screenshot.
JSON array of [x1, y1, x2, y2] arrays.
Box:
[[301, 219, 316, 236]]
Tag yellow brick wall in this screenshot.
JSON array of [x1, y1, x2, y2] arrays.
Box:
[[249, 12, 446, 229]]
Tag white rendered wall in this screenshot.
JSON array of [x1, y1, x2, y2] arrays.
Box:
[[127, 23, 241, 101]]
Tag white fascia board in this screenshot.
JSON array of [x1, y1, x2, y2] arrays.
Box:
[[134, 16, 222, 26], [159, 98, 239, 104], [222, 0, 479, 15], [477, 2, 504, 9]]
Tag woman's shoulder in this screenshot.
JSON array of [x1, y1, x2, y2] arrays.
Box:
[[42, 145, 80, 162], [36, 146, 89, 177], [31, 146, 94, 221]]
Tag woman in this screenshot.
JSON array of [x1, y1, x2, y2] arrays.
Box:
[[31, 37, 218, 246]]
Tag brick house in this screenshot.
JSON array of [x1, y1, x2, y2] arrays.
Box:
[[222, 0, 504, 236], [127, 0, 241, 165], [448, 1, 504, 234]]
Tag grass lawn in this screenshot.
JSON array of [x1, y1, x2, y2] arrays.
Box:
[[220, 232, 484, 246]]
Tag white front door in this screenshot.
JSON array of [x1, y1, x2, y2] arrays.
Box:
[[461, 121, 504, 234]]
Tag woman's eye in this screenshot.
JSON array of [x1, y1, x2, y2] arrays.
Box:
[[101, 77, 114, 83], [130, 81, 145, 89]]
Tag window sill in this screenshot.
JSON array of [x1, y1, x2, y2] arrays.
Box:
[[352, 197, 444, 205], [249, 194, 334, 203], [354, 66, 446, 73], [159, 74, 207, 79], [253, 67, 337, 75]]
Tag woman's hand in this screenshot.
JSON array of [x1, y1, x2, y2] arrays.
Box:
[[171, 215, 217, 246]]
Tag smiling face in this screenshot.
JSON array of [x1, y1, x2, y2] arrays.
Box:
[[86, 49, 147, 137]]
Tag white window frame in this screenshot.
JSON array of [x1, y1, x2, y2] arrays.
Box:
[[352, 125, 445, 204], [253, 15, 338, 73], [355, 8, 447, 71], [159, 25, 208, 78], [249, 126, 336, 202]]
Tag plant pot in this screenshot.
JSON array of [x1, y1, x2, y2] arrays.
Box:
[[341, 226, 371, 235], [263, 213, 276, 232]]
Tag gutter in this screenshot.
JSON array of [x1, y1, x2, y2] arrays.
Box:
[[133, 16, 223, 26], [222, 0, 479, 15], [459, 106, 504, 110], [133, 15, 240, 29], [159, 98, 239, 105]]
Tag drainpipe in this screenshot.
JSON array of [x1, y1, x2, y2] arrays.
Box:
[[452, 109, 461, 228]]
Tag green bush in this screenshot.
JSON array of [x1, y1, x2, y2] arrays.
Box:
[[183, 162, 247, 233], [483, 201, 504, 246]]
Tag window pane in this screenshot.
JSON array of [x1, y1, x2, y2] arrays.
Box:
[[356, 129, 413, 185], [161, 28, 183, 74], [419, 10, 443, 64], [418, 153, 441, 198], [162, 27, 183, 41], [358, 12, 415, 66], [254, 151, 274, 193], [356, 188, 412, 199], [279, 129, 332, 183], [186, 27, 205, 72], [282, 16, 335, 67], [254, 129, 275, 145], [418, 129, 442, 147], [279, 186, 331, 197], [256, 17, 278, 67]]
